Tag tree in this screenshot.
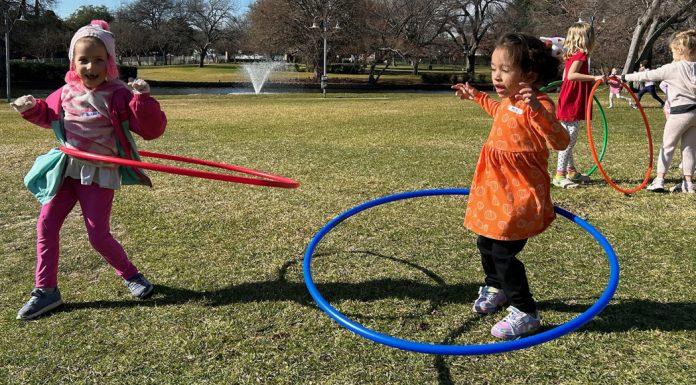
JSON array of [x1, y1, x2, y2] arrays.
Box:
[[246, 0, 363, 78], [622, 0, 696, 73], [65, 5, 114, 31], [185, 0, 237, 67], [21, 10, 69, 59], [400, 0, 449, 75], [112, 11, 151, 65], [445, 0, 511, 75]]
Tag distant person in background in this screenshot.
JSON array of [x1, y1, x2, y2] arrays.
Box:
[[636, 61, 665, 107], [608, 68, 636, 109]]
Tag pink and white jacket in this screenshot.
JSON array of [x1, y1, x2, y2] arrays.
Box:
[[21, 80, 167, 188]]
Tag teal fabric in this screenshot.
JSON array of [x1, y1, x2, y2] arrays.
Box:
[[117, 120, 150, 186], [24, 120, 67, 204], [24, 148, 68, 205]]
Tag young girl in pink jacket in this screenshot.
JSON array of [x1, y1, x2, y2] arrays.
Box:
[[12, 20, 167, 319]]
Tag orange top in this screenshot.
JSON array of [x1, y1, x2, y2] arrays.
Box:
[[464, 93, 570, 241]]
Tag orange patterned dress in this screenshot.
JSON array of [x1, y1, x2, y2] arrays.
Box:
[[464, 93, 570, 241]]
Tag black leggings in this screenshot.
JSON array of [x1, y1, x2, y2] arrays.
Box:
[[637, 85, 664, 106], [477, 235, 536, 314]]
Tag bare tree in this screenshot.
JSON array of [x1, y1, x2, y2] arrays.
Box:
[[400, 0, 449, 75], [445, 0, 510, 75], [185, 0, 237, 67], [623, 0, 696, 73]]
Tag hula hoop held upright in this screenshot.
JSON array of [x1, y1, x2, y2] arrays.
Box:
[[586, 77, 653, 195]]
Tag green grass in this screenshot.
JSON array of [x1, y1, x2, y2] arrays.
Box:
[[0, 91, 694, 384], [137, 63, 489, 84]]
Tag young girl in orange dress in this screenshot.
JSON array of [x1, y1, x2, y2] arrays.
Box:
[[452, 33, 569, 339]]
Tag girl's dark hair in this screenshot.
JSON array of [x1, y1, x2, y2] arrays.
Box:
[[495, 33, 560, 87]]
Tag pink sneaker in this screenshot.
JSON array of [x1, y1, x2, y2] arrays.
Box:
[[472, 286, 507, 315], [491, 306, 541, 339]]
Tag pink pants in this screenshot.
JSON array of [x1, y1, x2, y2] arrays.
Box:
[[35, 177, 138, 288]]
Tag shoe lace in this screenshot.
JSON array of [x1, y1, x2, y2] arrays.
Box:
[[481, 287, 500, 302], [504, 308, 532, 330]]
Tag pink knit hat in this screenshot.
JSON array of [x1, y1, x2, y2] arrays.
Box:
[[65, 20, 119, 85]]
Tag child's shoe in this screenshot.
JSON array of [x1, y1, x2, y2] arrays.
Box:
[[567, 172, 590, 184], [670, 180, 695, 194], [491, 306, 541, 340], [124, 273, 154, 299], [645, 178, 665, 192], [552, 175, 578, 189], [16, 288, 63, 320], [472, 286, 507, 315]]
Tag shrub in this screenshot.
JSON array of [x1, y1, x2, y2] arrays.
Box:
[[420, 72, 451, 84], [328, 63, 363, 74], [11, 62, 137, 83]]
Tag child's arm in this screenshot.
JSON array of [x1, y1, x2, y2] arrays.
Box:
[[116, 80, 167, 140], [566, 60, 606, 83], [623, 63, 673, 83], [517, 83, 569, 150], [11, 90, 61, 129], [452, 82, 500, 117]]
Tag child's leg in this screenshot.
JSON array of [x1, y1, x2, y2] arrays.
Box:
[[487, 237, 535, 314], [476, 235, 500, 288], [608, 93, 615, 107], [75, 182, 138, 280], [556, 121, 580, 176], [35, 179, 79, 288], [648, 86, 665, 106], [658, 114, 693, 175], [679, 115, 696, 182]]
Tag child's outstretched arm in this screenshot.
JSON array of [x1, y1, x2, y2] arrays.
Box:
[[452, 82, 500, 117], [623, 63, 672, 84], [10, 89, 62, 129], [517, 83, 569, 150], [117, 79, 167, 140], [566, 60, 606, 83]]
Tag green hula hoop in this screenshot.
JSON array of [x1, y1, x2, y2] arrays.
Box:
[[540, 80, 608, 177]]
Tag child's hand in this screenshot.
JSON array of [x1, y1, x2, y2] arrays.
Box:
[[10, 95, 36, 113], [451, 82, 480, 100], [594, 74, 607, 83], [128, 78, 151, 94], [515, 82, 541, 111]]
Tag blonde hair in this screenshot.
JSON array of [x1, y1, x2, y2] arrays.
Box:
[[669, 29, 696, 61], [563, 22, 595, 58]]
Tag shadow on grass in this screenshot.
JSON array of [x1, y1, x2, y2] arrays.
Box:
[[52, 250, 694, 335], [60, 249, 478, 321]]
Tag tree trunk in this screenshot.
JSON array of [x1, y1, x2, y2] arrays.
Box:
[[622, 0, 662, 74], [411, 58, 419, 75], [632, 0, 696, 70], [199, 48, 206, 68], [466, 52, 476, 74]]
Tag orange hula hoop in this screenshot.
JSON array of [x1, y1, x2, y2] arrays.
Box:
[[585, 77, 653, 195]]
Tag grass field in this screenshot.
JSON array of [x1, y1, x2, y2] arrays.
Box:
[[137, 63, 490, 84], [0, 91, 694, 384]]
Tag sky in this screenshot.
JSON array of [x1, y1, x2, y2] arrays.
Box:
[[55, 0, 253, 19]]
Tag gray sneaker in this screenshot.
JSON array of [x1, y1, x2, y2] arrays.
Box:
[[17, 288, 63, 320], [124, 273, 154, 299], [669, 181, 684, 193], [646, 178, 665, 192], [472, 286, 508, 315]]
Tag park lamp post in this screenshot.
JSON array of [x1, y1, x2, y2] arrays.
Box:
[[310, 16, 340, 97], [3, 5, 26, 102]]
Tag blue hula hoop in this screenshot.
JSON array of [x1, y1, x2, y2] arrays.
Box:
[[302, 188, 620, 355]]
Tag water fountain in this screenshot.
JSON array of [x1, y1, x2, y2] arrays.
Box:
[[242, 61, 284, 94]]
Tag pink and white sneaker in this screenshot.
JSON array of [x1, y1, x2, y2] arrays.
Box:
[[491, 306, 541, 339], [472, 286, 507, 315]]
